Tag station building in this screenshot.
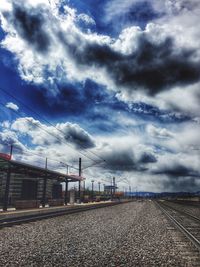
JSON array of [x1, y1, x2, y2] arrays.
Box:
[[0, 154, 82, 210]]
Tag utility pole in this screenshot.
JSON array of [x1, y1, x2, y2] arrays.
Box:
[[64, 165, 69, 205], [78, 157, 81, 203], [3, 145, 13, 211]]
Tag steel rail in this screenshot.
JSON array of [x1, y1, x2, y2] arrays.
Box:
[[155, 201, 200, 251], [161, 201, 200, 223], [0, 201, 129, 228], [169, 200, 200, 207]]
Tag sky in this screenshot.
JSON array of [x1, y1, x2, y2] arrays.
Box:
[[0, 0, 200, 192]]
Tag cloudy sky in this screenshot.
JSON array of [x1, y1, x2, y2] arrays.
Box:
[[0, 0, 200, 192]]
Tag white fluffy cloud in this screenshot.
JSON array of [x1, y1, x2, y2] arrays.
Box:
[[11, 117, 95, 148], [0, 114, 200, 191], [5, 102, 19, 111], [0, 0, 200, 192], [1, 0, 200, 117], [147, 124, 174, 139]]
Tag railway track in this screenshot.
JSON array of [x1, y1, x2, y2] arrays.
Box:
[[156, 201, 200, 251], [0, 201, 127, 228], [169, 200, 200, 207]]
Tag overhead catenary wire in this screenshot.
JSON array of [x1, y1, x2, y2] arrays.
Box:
[[0, 89, 137, 173], [0, 142, 79, 172], [0, 86, 106, 163], [12, 144, 79, 171], [0, 101, 99, 163]]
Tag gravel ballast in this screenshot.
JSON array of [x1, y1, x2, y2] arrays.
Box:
[[0, 201, 200, 267]]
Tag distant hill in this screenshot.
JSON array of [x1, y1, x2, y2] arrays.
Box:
[[125, 191, 200, 198]]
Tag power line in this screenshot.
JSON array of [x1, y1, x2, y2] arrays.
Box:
[[0, 87, 106, 163], [13, 145, 79, 170], [1, 142, 79, 171], [0, 92, 136, 172], [0, 101, 98, 162]]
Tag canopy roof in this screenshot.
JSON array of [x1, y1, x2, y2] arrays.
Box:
[[0, 155, 83, 182]]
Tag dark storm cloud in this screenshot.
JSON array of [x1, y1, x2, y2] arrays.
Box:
[[63, 125, 95, 149], [138, 152, 157, 163], [151, 163, 200, 192], [71, 36, 200, 95], [153, 164, 200, 177], [162, 176, 198, 192], [102, 149, 156, 171], [102, 149, 137, 171], [12, 5, 50, 52]]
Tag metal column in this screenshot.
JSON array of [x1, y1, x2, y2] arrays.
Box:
[[78, 158, 81, 203]]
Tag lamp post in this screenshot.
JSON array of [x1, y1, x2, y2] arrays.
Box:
[[65, 165, 69, 205]]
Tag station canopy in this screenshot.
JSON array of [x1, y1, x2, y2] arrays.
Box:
[[0, 154, 83, 182]]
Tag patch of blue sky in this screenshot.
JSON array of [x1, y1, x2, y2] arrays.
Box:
[[67, 0, 164, 36]]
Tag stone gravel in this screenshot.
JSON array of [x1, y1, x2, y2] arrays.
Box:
[[0, 201, 199, 267]]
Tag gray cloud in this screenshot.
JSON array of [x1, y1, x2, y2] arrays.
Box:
[[101, 147, 156, 171], [73, 36, 200, 96], [4, 3, 51, 53], [162, 176, 199, 192], [11, 118, 95, 149], [61, 123, 95, 149], [138, 152, 157, 163], [0, 130, 25, 154], [150, 161, 200, 192], [102, 148, 137, 171], [153, 163, 200, 178]]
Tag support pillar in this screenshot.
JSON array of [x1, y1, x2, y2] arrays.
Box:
[[82, 179, 85, 202], [91, 180, 94, 202], [64, 179, 68, 205], [3, 145, 13, 211], [113, 177, 115, 201], [42, 158, 48, 208], [98, 182, 101, 195]]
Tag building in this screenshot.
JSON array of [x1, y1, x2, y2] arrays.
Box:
[[0, 154, 82, 210]]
